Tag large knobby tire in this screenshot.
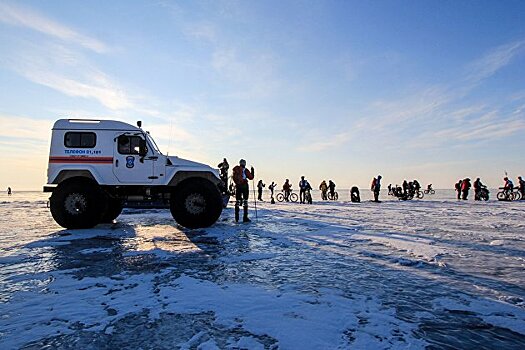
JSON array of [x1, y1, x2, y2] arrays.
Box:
[[496, 191, 507, 201], [170, 179, 223, 229], [290, 193, 299, 202], [100, 197, 123, 223], [276, 193, 284, 202], [50, 180, 106, 229]]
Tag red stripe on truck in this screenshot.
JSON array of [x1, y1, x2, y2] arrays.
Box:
[[49, 156, 114, 164]]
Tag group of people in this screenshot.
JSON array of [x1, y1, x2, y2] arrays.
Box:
[[319, 180, 336, 200], [221, 158, 525, 222], [388, 180, 423, 200]]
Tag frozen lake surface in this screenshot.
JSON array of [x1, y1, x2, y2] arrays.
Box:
[[1, 191, 525, 349]]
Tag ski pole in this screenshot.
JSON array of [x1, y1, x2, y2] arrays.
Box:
[[252, 178, 258, 220]]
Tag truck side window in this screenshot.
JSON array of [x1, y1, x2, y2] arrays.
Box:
[[64, 132, 96, 148], [118, 135, 144, 155]]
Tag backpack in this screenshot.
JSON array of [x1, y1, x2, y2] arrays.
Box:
[[371, 178, 377, 190]]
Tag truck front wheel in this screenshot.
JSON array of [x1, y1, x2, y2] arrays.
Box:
[[170, 179, 223, 229], [50, 180, 106, 229]]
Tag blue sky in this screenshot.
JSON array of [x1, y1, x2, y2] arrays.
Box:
[[0, 0, 524, 190]]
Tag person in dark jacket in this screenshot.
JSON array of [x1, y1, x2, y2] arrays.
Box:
[[299, 176, 308, 204], [268, 182, 277, 204], [372, 175, 382, 202], [518, 176, 525, 200], [218, 158, 229, 187], [473, 178, 483, 200], [232, 159, 254, 222], [257, 180, 265, 201], [455, 179, 463, 200]]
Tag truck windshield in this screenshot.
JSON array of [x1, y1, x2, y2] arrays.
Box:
[[146, 133, 162, 155]]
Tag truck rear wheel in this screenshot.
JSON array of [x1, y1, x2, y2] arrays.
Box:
[[170, 179, 223, 229], [50, 180, 106, 229]]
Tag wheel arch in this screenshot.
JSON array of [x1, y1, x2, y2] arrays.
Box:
[[52, 169, 100, 185], [168, 171, 221, 188]]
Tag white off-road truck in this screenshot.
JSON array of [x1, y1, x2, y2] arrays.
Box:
[[44, 119, 224, 229]]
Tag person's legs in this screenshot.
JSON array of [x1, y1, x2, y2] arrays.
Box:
[[242, 185, 250, 222], [300, 189, 305, 203], [235, 186, 243, 221], [374, 190, 379, 202]]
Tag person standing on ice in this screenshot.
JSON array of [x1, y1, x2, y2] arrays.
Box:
[[218, 158, 229, 188], [299, 176, 309, 204], [351, 186, 361, 202], [283, 179, 292, 202], [232, 159, 254, 222], [268, 182, 277, 204], [328, 180, 336, 199], [517, 176, 525, 199], [402, 180, 408, 196], [319, 180, 328, 200], [461, 178, 471, 200], [257, 180, 265, 201], [473, 178, 484, 200], [7, 187, 12, 196], [455, 179, 463, 200], [371, 175, 382, 202]]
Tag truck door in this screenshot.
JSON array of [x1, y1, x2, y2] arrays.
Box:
[[113, 133, 154, 183]]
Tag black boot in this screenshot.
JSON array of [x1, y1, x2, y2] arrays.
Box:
[[235, 206, 240, 222], [243, 207, 251, 222]]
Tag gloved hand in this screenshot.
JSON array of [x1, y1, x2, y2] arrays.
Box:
[[250, 166, 255, 177]]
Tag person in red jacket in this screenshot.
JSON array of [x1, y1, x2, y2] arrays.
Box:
[[461, 178, 471, 200], [232, 159, 255, 222]]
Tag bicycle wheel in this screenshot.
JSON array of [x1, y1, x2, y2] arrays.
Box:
[[290, 193, 298, 202], [334, 192, 339, 200], [514, 191, 522, 201], [496, 191, 506, 201], [430, 189, 435, 195], [276, 193, 284, 202], [416, 191, 424, 199]]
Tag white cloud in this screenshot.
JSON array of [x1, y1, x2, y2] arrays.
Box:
[[0, 2, 108, 53], [0, 115, 54, 142]]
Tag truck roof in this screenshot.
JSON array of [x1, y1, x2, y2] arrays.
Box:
[[53, 119, 141, 131]]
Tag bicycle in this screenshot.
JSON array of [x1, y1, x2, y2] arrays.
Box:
[[423, 188, 435, 195], [276, 189, 299, 203], [475, 187, 490, 201], [497, 187, 522, 201], [327, 191, 339, 200], [305, 189, 313, 204]]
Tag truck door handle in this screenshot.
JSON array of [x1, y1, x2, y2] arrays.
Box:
[[115, 159, 119, 167]]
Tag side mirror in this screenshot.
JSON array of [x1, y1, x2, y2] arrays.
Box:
[[139, 139, 148, 157]]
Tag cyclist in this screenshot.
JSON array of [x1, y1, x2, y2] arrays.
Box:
[[427, 184, 433, 191], [328, 180, 336, 199], [413, 180, 421, 193], [304, 180, 313, 204], [319, 180, 328, 200], [518, 176, 525, 200], [299, 176, 309, 204], [473, 178, 484, 201], [387, 184, 392, 195], [283, 179, 292, 202]]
